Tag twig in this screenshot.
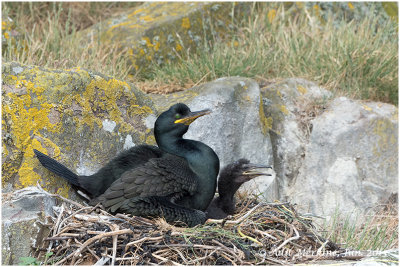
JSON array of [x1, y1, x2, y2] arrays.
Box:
[[94, 257, 110, 266], [272, 224, 300, 253], [152, 254, 180, 265], [36, 183, 86, 209], [212, 240, 243, 264], [53, 203, 65, 235], [73, 229, 132, 257], [109, 224, 119, 266], [254, 229, 278, 240], [125, 236, 164, 249], [206, 202, 265, 225], [237, 223, 263, 246]]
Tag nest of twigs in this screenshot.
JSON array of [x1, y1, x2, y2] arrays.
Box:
[[35, 193, 356, 265]]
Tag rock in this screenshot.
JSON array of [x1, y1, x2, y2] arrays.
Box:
[[288, 97, 398, 215], [2, 62, 156, 199], [81, 2, 249, 74], [260, 78, 332, 196], [2, 187, 57, 265]]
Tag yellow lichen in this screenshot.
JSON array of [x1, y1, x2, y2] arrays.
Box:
[[372, 119, 396, 157], [141, 15, 154, 22], [259, 96, 272, 135], [362, 104, 373, 111], [280, 105, 289, 115], [297, 85, 307, 94], [181, 17, 191, 29], [146, 135, 156, 145], [142, 36, 153, 48], [3, 77, 65, 193]]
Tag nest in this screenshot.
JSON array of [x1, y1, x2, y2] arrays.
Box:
[[34, 192, 357, 265]]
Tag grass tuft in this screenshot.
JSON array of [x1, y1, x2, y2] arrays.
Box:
[[322, 198, 398, 251]]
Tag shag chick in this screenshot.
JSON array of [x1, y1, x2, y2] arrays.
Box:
[[34, 103, 220, 227], [206, 158, 272, 219]]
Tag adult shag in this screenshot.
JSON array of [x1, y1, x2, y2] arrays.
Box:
[[34, 103, 220, 227], [206, 158, 271, 219]]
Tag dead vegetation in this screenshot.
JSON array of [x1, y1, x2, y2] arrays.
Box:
[[32, 190, 379, 266]]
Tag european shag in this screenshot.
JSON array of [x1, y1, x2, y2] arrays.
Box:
[[206, 158, 272, 219], [34, 103, 220, 227]]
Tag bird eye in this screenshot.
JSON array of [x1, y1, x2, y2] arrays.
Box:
[[175, 114, 181, 119]]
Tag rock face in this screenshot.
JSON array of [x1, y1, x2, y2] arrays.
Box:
[[82, 2, 248, 74], [288, 97, 398, 215], [2, 62, 156, 199], [260, 78, 333, 197], [2, 187, 56, 265]]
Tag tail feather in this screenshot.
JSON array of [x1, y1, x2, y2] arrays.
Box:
[[33, 149, 79, 186]]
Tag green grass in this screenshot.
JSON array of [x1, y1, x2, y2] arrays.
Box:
[[322, 205, 398, 251], [2, 2, 398, 105], [2, 2, 138, 80], [149, 3, 398, 104]]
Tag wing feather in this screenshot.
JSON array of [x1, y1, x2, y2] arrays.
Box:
[[96, 154, 198, 212]]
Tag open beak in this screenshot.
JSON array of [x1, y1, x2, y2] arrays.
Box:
[[242, 163, 273, 176], [174, 109, 212, 125]]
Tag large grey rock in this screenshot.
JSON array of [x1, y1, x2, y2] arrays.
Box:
[[2, 187, 56, 265], [2, 62, 156, 199], [261, 78, 332, 196], [288, 97, 398, 215]]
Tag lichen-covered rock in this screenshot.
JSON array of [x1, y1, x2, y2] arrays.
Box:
[[149, 77, 278, 200], [2, 187, 56, 265], [288, 97, 398, 215], [260, 78, 332, 196], [82, 2, 248, 74], [2, 62, 156, 198]]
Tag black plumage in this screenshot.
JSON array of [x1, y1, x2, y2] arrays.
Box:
[[34, 103, 220, 227], [206, 158, 272, 219]]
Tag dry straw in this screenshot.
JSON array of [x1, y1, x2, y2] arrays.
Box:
[[34, 185, 372, 265]]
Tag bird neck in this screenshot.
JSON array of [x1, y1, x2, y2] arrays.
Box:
[[157, 133, 220, 210], [217, 180, 241, 211], [157, 133, 216, 167], [216, 194, 236, 214]]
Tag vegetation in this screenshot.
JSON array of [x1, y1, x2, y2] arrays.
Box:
[[322, 199, 398, 251], [2, 2, 398, 104]]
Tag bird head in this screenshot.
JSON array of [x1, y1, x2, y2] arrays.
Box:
[[154, 103, 211, 139], [218, 158, 272, 194]]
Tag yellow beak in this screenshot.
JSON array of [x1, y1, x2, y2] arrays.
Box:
[[174, 109, 211, 125]]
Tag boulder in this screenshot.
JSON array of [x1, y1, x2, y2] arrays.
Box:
[[81, 2, 249, 74], [2, 62, 156, 199], [288, 97, 398, 215], [2, 187, 57, 265], [260, 78, 332, 196]]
